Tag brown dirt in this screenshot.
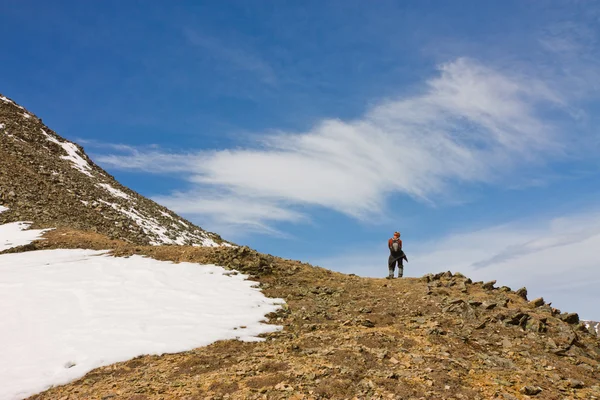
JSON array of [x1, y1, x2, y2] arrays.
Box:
[[12, 229, 600, 399]]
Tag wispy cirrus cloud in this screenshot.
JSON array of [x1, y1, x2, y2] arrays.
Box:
[[184, 29, 277, 86], [94, 57, 575, 234]]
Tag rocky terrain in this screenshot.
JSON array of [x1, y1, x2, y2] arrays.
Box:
[[6, 229, 595, 400], [586, 321, 600, 336], [1, 94, 599, 399], [0, 94, 225, 246]]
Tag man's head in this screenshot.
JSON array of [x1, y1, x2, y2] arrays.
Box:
[[394, 231, 400, 238]]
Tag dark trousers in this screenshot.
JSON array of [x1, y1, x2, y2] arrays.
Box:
[[388, 255, 404, 277]]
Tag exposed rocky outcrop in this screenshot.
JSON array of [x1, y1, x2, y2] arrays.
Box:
[[0, 94, 226, 246]]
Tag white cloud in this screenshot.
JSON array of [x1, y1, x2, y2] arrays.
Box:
[[152, 190, 306, 238], [538, 13, 600, 102], [96, 58, 572, 233], [315, 209, 600, 320]]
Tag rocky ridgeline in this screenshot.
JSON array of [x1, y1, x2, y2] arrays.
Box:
[[27, 233, 600, 399], [0, 93, 226, 246], [423, 273, 599, 338]]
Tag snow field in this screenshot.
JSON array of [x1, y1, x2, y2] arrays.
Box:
[[0, 249, 283, 400], [0, 207, 50, 252], [0, 222, 49, 252]]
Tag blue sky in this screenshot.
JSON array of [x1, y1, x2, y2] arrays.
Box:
[[2, 1, 600, 318]]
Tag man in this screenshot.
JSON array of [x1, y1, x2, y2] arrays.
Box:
[[387, 231, 408, 279]]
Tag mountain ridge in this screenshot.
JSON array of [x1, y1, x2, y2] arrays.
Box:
[[0, 93, 227, 247]]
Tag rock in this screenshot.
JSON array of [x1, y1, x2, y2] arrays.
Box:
[[361, 319, 375, 328], [482, 301, 497, 310], [515, 287, 528, 300], [386, 372, 399, 380], [519, 386, 542, 395], [526, 318, 547, 333], [475, 319, 489, 329], [567, 378, 585, 389], [530, 297, 545, 307], [482, 280, 497, 290], [559, 312, 579, 324], [427, 327, 446, 335], [506, 312, 529, 328]]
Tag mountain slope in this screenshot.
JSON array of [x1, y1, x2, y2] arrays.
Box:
[[0, 94, 225, 246], [21, 229, 600, 400]]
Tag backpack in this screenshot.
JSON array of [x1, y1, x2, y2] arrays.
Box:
[[390, 238, 402, 253]]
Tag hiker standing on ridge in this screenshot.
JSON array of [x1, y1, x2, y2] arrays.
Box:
[[388, 231, 408, 279]]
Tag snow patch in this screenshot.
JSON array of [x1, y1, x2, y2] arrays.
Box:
[[0, 221, 49, 251], [22, 113, 31, 119], [159, 210, 174, 219], [0, 123, 5, 129], [40, 129, 94, 177], [0, 96, 14, 105], [96, 183, 131, 200], [0, 205, 8, 214], [0, 249, 283, 400], [583, 320, 599, 335]]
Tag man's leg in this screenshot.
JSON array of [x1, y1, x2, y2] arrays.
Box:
[[397, 262, 404, 278], [387, 256, 395, 279]]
